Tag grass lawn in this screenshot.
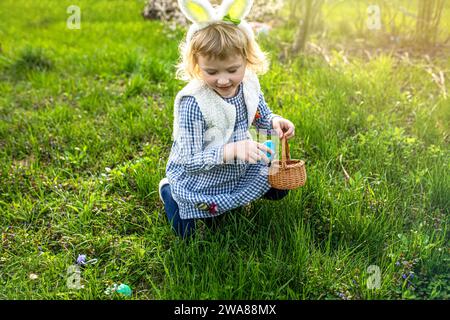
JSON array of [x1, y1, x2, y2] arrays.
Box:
[[0, 0, 448, 299]]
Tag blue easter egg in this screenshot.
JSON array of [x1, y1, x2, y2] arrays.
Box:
[[116, 284, 132, 296], [263, 140, 275, 161]]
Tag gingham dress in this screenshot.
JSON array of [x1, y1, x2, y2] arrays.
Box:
[[166, 83, 276, 219]]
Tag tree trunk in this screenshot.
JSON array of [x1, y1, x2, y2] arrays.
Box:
[[416, 0, 445, 46], [293, 0, 313, 53]]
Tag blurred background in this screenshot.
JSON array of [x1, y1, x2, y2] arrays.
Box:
[[143, 0, 450, 56]]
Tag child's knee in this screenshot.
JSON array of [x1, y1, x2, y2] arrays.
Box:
[[176, 219, 196, 239], [168, 211, 195, 239]]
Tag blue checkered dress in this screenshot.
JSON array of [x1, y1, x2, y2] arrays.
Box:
[[166, 83, 278, 219]]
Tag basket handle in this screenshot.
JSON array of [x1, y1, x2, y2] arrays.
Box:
[[281, 136, 290, 168]]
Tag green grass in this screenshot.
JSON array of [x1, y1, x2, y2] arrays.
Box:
[[0, 0, 448, 300]]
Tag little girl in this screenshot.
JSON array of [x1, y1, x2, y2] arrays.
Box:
[[159, 0, 295, 238]]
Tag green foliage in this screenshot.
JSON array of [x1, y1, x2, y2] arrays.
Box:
[[12, 46, 53, 73]]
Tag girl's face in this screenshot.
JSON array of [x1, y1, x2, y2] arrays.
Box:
[[197, 53, 246, 98]]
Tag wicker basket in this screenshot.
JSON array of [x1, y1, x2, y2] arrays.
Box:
[[268, 136, 307, 190]]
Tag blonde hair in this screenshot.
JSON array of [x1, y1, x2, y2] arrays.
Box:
[[176, 22, 269, 81]]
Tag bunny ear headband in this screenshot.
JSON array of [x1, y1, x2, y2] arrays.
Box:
[[178, 0, 255, 44]]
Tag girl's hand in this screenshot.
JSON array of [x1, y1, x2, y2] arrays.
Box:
[[272, 117, 295, 139], [223, 140, 273, 164]]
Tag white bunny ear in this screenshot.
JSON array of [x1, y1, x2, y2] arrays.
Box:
[[178, 0, 216, 23], [218, 0, 253, 21]]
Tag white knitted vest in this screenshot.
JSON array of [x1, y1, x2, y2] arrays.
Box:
[[173, 70, 260, 149]]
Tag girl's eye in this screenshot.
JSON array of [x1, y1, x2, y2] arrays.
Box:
[[206, 71, 217, 75], [228, 70, 237, 74]]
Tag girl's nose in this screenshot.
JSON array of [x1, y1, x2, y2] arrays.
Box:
[[217, 78, 230, 85]]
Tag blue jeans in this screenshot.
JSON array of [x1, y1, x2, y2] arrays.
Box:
[[160, 184, 289, 238]]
